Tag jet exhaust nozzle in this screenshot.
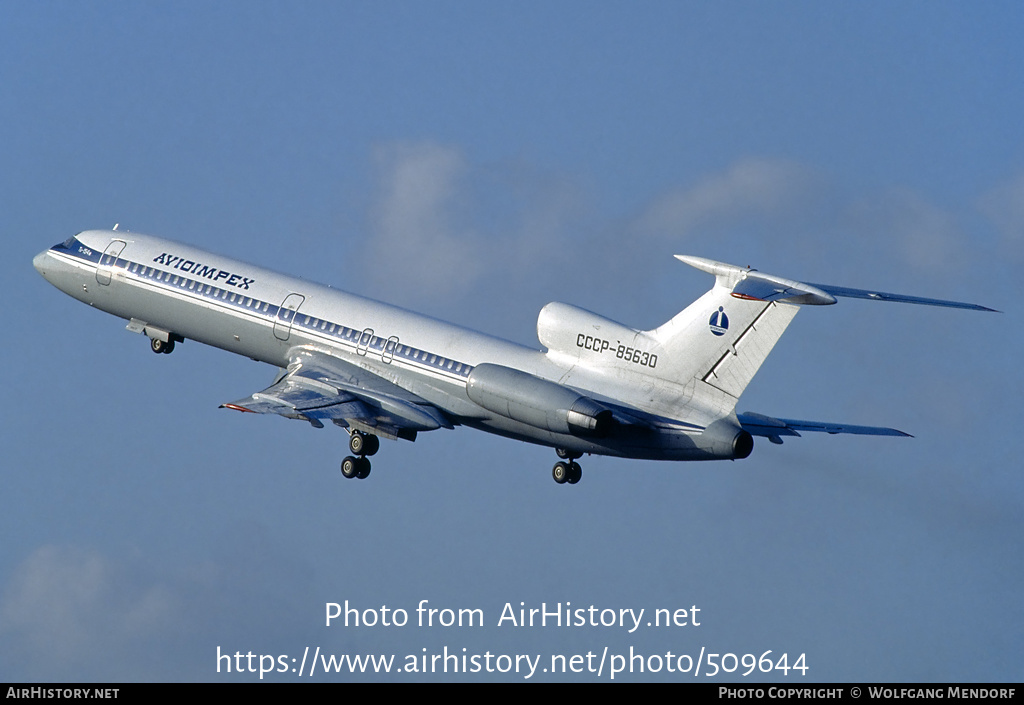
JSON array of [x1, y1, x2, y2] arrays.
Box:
[[701, 418, 754, 459]]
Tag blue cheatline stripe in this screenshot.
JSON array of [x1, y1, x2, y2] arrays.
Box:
[[53, 238, 475, 382]]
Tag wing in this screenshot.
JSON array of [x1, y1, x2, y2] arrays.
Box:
[[738, 411, 911, 445], [221, 349, 453, 440]]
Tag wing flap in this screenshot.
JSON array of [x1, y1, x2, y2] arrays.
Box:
[[221, 348, 454, 435], [287, 349, 454, 430], [220, 375, 374, 428]]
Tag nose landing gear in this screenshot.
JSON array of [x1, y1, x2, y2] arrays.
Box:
[[146, 329, 182, 354], [150, 338, 175, 354]]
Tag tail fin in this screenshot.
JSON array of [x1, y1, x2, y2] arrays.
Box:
[[647, 254, 995, 411], [647, 256, 836, 406]]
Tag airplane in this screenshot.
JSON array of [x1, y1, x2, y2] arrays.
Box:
[[33, 229, 995, 485]]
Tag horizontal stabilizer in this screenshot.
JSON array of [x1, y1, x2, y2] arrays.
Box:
[[738, 411, 911, 444], [676, 255, 995, 311], [807, 283, 998, 312]]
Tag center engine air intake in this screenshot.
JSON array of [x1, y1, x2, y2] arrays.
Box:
[[466, 363, 613, 437]]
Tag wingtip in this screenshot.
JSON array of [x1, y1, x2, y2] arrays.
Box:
[[220, 403, 256, 413]]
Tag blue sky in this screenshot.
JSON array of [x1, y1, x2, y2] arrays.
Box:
[[3, 1, 1022, 681]]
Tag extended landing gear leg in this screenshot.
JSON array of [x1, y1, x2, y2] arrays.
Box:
[[341, 431, 379, 480], [552, 449, 583, 485]]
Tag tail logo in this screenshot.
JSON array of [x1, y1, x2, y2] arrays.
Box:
[[709, 307, 729, 336]]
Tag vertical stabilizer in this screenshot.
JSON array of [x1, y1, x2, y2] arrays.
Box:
[[647, 257, 813, 411]]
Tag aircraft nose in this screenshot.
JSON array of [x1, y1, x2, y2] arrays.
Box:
[[33, 249, 48, 274], [33, 249, 50, 275]]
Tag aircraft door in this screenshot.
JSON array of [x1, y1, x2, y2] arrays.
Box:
[[274, 293, 305, 341], [356, 328, 374, 356], [96, 239, 127, 286], [383, 336, 399, 363]]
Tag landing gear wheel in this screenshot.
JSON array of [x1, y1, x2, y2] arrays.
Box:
[[362, 434, 379, 456], [349, 431, 365, 455], [553, 451, 583, 485], [349, 431, 379, 456], [150, 338, 174, 354], [341, 456, 360, 479], [355, 457, 371, 479]]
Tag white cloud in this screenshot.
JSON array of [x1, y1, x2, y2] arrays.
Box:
[[631, 158, 815, 238], [0, 545, 177, 671], [364, 142, 486, 299], [352, 150, 994, 327], [842, 188, 965, 273], [355, 141, 592, 326]]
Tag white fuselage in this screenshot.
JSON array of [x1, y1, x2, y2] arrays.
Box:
[[34, 230, 743, 461]]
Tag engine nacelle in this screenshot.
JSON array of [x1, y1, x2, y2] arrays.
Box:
[[466, 363, 613, 437], [700, 418, 754, 459], [537, 302, 652, 360]]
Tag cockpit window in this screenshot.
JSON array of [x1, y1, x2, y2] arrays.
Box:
[[62, 236, 78, 248]]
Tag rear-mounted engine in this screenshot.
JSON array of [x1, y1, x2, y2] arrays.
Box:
[[466, 363, 613, 437]]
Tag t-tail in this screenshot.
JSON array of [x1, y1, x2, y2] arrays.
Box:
[[648, 255, 994, 411], [647, 256, 839, 409]]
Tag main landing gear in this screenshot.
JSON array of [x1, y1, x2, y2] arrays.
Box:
[[552, 448, 583, 485], [341, 430, 380, 480]]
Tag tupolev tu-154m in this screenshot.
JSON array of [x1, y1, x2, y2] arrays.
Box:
[[34, 229, 995, 485]]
